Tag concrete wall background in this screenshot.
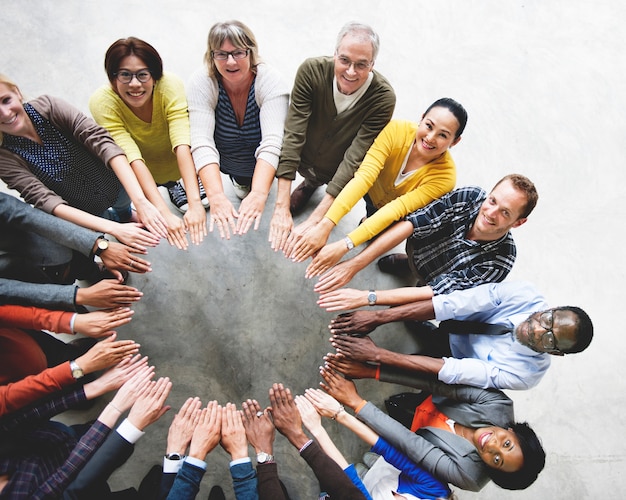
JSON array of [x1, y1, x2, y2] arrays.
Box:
[[2, 1, 625, 498]]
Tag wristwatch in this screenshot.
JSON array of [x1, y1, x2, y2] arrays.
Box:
[[165, 453, 183, 460], [343, 236, 354, 250], [94, 237, 110, 257], [69, 360, 84, 380], [256, 451, 274, 464], [368, 290, 377, 306]]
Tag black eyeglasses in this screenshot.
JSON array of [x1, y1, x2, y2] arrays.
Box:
[[212, 49, 250, 60], [114, 70, 152, 84], [532, 311, 560, 351]]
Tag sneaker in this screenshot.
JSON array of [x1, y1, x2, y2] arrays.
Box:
[[167, 181, 189, 213], [198, 179, 209, 208], [231, 179, 251, 200]]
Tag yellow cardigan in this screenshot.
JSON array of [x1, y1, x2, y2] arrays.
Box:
[[325, 120, 456, 246]]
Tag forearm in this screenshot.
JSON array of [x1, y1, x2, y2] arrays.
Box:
[[198, 163, 225, 198], [274, 177, 292, 211], [109, 155, 152, 206], [52, 203, 117, 235], [374, 285, 434, 307], [370, 299, 436, 325], [305, 424, 349, 469], [335, 410, 378, 447], [306, 194, 335, 225], [376, 350, 444, 377], [250, 159, 275, 196]]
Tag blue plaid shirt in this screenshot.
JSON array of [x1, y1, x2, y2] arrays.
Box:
[[0, 388, 111, 499], [406, 186, 516, 295]]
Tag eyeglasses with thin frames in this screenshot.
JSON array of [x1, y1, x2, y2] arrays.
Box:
[[335, 54, 372, 72], [114, 70, 152, 84], [212, 49, 250, 60]]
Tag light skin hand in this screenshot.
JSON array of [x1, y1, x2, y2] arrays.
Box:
[[288, 220, 333, 263], [283, 218, 317, 258], [183, 203, 207, 246], [269, 178, 294, 252], [72, 307, 134, 338], [109, 363, 156, 413], [268, 383, 309, 449], [241, 399, 275, 454], [74, 333, 140, 373], [294, 394, 323, 433], [109, 221, 160, 251], [208, 193, 238, 239], [328, 311, 380, 336], [100, 240, 151, 278], [313, 260, 358, 294], [236, 191, 268, 235], [163, 211, 189, 250], [76, 279, 143, 308], [127, 377, 172, 430], [83, 354, 149, 399], [188, 401, 221, 460], [323, 353, 377, 380], [305, 240, 347, 278], [167, 397, 203, 455], [317, 288, 368, 312], [319, 367, 363, 411], [220, 403, 249, 460], [133, 197, 170, 239], [303, 388, 343, 419]]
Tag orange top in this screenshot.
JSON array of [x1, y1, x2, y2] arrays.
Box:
[[410, 395, 453, 433]]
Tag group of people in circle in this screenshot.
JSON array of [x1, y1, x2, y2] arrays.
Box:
[[0, 16, 594, 500]]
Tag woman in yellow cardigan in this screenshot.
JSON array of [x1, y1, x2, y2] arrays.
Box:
[[294, 97, 467, 278]]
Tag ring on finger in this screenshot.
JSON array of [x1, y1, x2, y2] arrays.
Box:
[[129, 260, 134, 268], [256, 411, 264, 418]]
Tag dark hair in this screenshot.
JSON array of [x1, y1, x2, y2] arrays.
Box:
[[492, 174, 539, 219], [104, 37, 163, 85], [488, 422, 545, 490], [556, 306, 594, 354], [423, 97, 468, 139]]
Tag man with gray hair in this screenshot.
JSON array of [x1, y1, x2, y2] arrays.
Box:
[[271, 22, 396, 253]]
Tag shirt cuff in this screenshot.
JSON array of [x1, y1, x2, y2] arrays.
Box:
[[230, 457, 251, 467], [185, 456, 207, 470], [116, 418, 145, 444], [163, 457, 184, 473], [70, 313, 77, 334]]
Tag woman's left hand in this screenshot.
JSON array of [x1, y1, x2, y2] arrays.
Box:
[[183, 203, 207, 246], [294, 394, 322, 432], [163, 212, 189, 250], [303, 388, 342, 419], [134, 199, 169, 239], [305, 240, 348, 278], [235, 191, 267, 235], [269, 205, 293, 252]]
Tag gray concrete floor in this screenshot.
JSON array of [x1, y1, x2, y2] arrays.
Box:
[[2, 1, 626, 498]]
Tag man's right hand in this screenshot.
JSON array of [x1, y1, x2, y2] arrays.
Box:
[[328, 311, 380, 336]]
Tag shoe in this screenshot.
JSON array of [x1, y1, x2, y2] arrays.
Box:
[[362, 451, 380, 469], [208, 485, 226, 500], [68, 337, 98, 356], [290, 180, 318, 213], [377, 253, 410, 276], [198, 178, 209, 208], [231, 179, 251, 200], [354, 463, 369, 480], [167, 181, 189, 213]]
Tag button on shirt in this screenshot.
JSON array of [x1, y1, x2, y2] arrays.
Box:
[[432, 281, 551, 390]]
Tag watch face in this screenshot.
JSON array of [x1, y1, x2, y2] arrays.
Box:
[[368, 292, 376, 304], [257, 452, 270, 463], [98, 240, 109, 250]]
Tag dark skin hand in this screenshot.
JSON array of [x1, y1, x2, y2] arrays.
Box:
[[323, 352, 377, 380], [268, 383, 310, 449], [328, 311, 381, 337], [241, 399, 275, 454], [318, 366, 364, 411], [330, 335, 381, 363]]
